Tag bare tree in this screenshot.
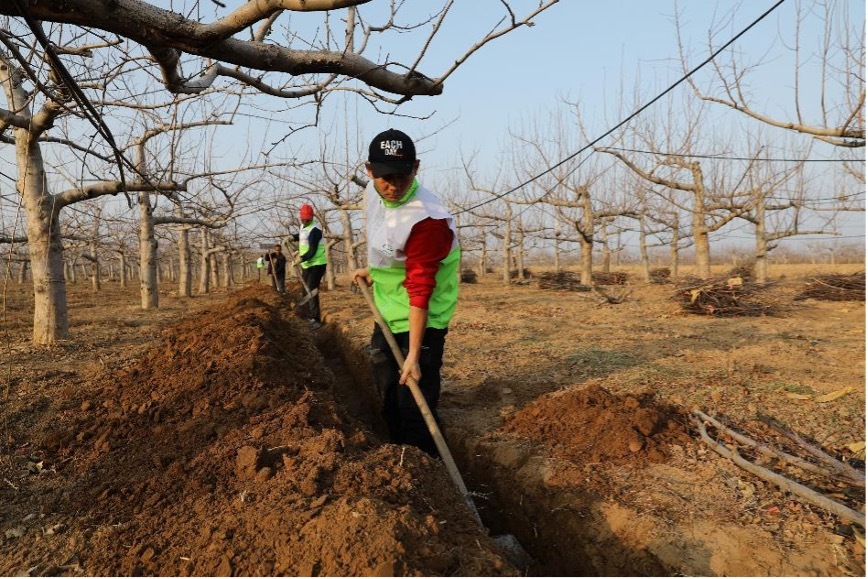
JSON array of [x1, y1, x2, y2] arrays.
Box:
[[1, 0, 563, 344], [505, 109, 637, 286], [1, 1, 560, 100], [678, 0, 865, 148], [0, 47, 156, 343]]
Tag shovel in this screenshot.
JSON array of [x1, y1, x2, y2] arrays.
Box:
[[355, 279, 532, 568], [355, 279, 483, 524], [297, 287, 318, 307], [292, 254, 317, 316]]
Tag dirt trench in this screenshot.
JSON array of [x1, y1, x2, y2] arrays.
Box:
[[321, 282, 865, 578], [324, 323, 686, 576]]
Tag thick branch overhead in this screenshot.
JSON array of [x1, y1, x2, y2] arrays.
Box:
[[0, 0, 440, 96]]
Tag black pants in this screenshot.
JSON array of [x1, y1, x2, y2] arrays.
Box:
[[301, 264, 326, 320], [369, 324, 448, 457]]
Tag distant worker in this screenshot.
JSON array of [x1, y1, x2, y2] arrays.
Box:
[[256, 255, 265, 282], [352, 129, 460, 457], [264, 244, 286, 294], [291, 203, 327, 328]]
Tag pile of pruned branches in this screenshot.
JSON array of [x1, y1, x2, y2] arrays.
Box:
[[460, 269, 478, 284], [795, 271, 865, 302], [649, 268, 671, 284], [537, 271, 592, 292], [728, 264, 755, 282], [592, 271, 628, 285], [509, 268, 533, 280], [692, 410, 865, 529], [673, 276, 775, 317]]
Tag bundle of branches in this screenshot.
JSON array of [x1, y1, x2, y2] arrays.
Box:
[[649, 268, 671, 284], [728, 264, 754, 282], [592, 271, 628, 285], [460, 269, 478, 284], [691, 410, 865, 528], [509, 268, 533, 280], [537, 271, 592, 292], [795, 271, 865, 302], [673, 276, 774, 317]]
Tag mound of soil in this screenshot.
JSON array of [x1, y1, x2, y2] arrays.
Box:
[[502, 384, 690, 467], [1, 285, 514, 576]]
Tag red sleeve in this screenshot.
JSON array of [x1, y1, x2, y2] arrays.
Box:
[[403, 218, 454, 309]]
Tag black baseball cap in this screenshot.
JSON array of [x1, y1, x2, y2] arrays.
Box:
[[367, 129, 416, 178]]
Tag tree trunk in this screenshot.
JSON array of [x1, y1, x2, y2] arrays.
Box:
[[516, 227, 525, 281], [615, 229, 622, 267], [18, 260, 28, 284], [178, 226, 192, 297], [326, 239, 339, 290], [690, 164, 712, 279], [209, 249, 219, 286], [579, 235, 593, 286], [554, 235, 560, 272], [89, 251, 100, 291], [639, 214, 650, 283], [139, 191, 159, 309], [3, 60, 70, 344], [579, 190, 594, 285], [118, 253, 128, 288], [228, 252, 238, 286], [198, 229, 210, 294], [600, 224, 612, 273], [26, 205, 68, 344], [670, 235, 680, 279], [90, 206, 101, 291], [340, 208, 358, 271], [220, 252, 231, 288], [502, 203, 512, 286]]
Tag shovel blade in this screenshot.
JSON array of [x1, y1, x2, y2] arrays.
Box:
[[297, 288, 318, 306]]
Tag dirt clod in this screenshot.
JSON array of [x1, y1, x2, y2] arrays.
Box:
[[503, 385, 688, 466]]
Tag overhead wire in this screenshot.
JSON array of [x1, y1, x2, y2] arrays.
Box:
[[456, 0, 789, 216], [602, 146, 864, 163]]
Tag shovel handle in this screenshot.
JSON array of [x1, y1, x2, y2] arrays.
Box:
[[293, 254, 316, 316], [355, 279, 483, 527]]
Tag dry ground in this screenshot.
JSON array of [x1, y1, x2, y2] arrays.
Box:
[[0, 263, 865, 576]]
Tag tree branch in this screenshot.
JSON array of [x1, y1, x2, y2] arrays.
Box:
[[692, 414, 865, 528], [56, 180, 184, 207], [0, 0, 441, 97]]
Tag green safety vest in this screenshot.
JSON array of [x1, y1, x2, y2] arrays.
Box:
[[299, 221, 327, 269], [366, 180, 460, 334]]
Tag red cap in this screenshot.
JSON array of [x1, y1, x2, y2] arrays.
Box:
[[300, 204, 314, 221]]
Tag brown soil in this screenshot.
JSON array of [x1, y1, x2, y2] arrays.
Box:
[[1, 265, 865, 576], [0, 284, 513, 576], [502, 385, 691, 466], [323, 266, 866, 576]]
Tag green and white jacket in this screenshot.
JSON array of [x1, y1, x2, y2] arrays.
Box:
[[365, 180, 460, 334], [298, 220, 327, 269]]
